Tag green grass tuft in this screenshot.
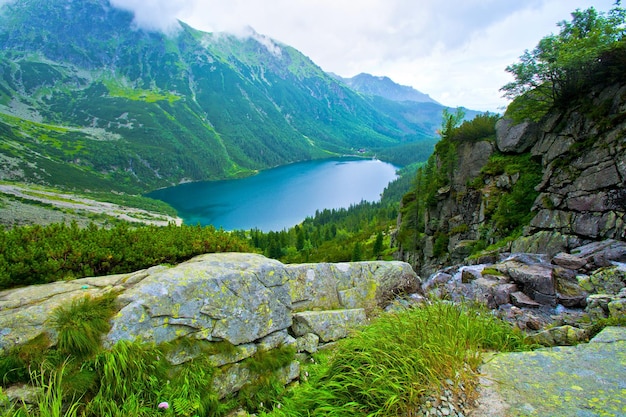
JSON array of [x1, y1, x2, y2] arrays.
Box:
[[268, 301, 528, 416], [50, 292, 119, 359]]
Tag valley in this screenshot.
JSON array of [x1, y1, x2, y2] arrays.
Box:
[[0, 1, 625, 417], [0, 0, 453, 197]]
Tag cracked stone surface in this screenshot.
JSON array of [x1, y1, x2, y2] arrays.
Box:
[[470, 326, 626, 417], [0, 252, 419, 351]]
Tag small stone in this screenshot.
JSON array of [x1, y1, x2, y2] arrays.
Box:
[[511, 291, 542, 308]]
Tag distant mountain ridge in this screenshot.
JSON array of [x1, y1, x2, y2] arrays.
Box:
[[333, 73, 439, 104], [0, 0, 450, 194]]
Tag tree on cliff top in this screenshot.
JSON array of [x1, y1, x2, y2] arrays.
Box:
[[501, 4, 626, 119]]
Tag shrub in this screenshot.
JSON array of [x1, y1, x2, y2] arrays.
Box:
[[0, 222, 251, 290]]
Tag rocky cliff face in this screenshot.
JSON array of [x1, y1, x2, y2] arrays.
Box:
[[0, 253, 419, 398], [396, 82, 626, 278], [511, 83, 626, 253]]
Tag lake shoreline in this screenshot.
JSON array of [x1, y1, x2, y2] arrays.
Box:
[[148, 157, 399, 232]]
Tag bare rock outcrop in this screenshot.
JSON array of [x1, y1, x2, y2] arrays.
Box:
[[396, 82, 626, 278], [0, 253, 420, 398]]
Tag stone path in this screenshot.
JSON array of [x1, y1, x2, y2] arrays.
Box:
[[470, 327, 626, 417]]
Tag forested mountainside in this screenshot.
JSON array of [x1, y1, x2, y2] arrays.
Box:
[[0, 0, 447, 194], [395, 6, 626, 276]]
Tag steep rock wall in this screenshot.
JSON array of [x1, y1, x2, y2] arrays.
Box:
[[513, 84, 626, 253], [396, 83, 626, 277]]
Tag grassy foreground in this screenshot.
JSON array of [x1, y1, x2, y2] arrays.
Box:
[[0, 301, 528, 417], [264, 301, 528, 417]]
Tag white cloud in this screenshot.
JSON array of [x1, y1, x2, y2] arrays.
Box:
[[109, 0, 619, 111], [109, 0, 184, 34]]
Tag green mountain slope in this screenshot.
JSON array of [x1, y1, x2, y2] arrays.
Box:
[[0, 0, 437, 194]]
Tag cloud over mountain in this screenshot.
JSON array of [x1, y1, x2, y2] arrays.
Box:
[[109, 0, 184, 33]]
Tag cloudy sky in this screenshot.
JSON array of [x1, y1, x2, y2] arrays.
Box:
[[110, 0, 618, 112]]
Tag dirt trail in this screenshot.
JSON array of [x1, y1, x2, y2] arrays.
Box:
[[0, 183, 181, 227]]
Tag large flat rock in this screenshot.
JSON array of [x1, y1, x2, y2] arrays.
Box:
[[471, 327, 626, 416], [0, 253, 419, 351]]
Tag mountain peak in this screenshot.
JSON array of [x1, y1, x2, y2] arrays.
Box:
[[338, 73, 438, 104]]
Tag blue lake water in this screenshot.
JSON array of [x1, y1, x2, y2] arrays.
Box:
[[147, 157, 398, 231]]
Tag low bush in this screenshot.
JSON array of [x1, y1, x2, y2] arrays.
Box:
[[0, 222, 250, 290]]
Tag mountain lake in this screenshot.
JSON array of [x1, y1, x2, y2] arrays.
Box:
[[147, 157, 398, 231]]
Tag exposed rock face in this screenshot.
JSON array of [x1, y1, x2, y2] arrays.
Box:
[[495, 118, 539, 153], [396, 83, 626, 278], [292, 309, 368, 342], [0, 253, 419, 397], [471, 326, 626, 417], [517, 85, 626, 253]]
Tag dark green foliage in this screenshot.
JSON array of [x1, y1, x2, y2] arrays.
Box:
[[237, 346, 297, 413], [449, 112, 499, 143], [374, 138, 438, 167], [247, 199, 400, 264], [372, 231, 384, 258], [50, 292, 118, 359], [351, 242, 363, 261], [0, 334, 52, 385], [0, 354, 27, 385], [502, 5, 626, 121], [0, 222, 250, 290], [380, 162, 421, 205], [245, 345, 296, 375], [478, 153, 543, 236], [432, 232, 449, 258], [396, 112, 497, 251]]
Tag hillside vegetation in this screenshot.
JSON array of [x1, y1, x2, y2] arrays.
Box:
[[1, 4, 625, 417], [0, 222, 249, 290], [0, 0, 442, 195], [396, 5, 626, 273]]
